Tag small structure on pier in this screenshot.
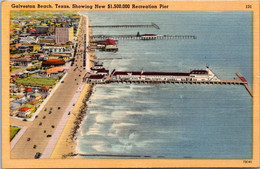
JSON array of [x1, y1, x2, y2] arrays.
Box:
[[96, 39, 118, 52], [140, 34, 157, 40], [90, 63, 109, 76], [88, 75, 106, 83], [90, 67, 109, 75]]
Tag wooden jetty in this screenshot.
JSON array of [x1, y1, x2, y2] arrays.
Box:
[[89, 22, 160, 29], [90, 34, 197, 40]]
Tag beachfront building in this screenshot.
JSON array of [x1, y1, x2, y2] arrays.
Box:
[[18, 107, 31, 117], [42, 45, 72, 55], [96, 39, 118, 52], [55, 27, 73, 44], [140, 34, 157, 40], [30, 93, 41, 101], [39, 67, 65, 78], [88, 75, 106, 83], [10, 103, 20, 115], [39, 86, 50, 97], [25, 88, 34, 95]]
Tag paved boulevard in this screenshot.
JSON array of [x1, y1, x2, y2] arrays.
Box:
[[11, 16, 88, 158]]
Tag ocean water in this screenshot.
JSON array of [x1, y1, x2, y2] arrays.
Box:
[[77, 11, 252, 158]]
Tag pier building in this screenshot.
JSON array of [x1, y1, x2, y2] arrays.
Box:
[[95, 39, 118, 51], [88, 75, 106, 83], [140, 34, 157, 40], [112, 67, 220, 82]]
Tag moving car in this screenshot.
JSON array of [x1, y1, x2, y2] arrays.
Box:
[[34, 152, 41, 159]]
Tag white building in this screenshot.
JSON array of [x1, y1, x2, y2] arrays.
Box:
[[18, 107, 31, 117], [42, 45, 72, 54], [19, 36, 38, 44], [112, 67, 220, 82]]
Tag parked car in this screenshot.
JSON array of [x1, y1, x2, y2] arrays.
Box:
[[46, 135, 52, 138], [27, 138, 31, 141], [43, 116, 46, 119]]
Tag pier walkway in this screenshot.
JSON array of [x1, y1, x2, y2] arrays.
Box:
[[90, 34, 197, 40], [87, 72, 253, 97], [102, 79, 246, 85], [89, 22, 160, 29]]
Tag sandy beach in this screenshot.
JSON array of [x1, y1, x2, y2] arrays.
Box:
[[50, 16, 95, 159], [50, 83, 92, 158]]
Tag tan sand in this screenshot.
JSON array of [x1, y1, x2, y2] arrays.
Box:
[[50, 83, 91, 158], [50, 17, 95, 159]]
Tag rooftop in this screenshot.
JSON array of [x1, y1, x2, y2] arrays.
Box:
[[89, 75, 105, 79], [44, 67, 65, 74], [42, 59, 65, 66], [19, 107, 30, 112]]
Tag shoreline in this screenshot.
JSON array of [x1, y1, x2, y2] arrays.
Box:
[[50, 15, 95, 159]]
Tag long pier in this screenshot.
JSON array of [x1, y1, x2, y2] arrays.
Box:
[[87, 72, 253, 97], [90, 34, 197, 40], [89, 22, 160, 29], [100, 79, 246, 85]]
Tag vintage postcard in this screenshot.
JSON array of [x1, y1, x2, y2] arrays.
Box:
[[1, 0, 259, 168]]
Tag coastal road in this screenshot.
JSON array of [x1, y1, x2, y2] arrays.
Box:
[[11, 16, 88, 159]]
